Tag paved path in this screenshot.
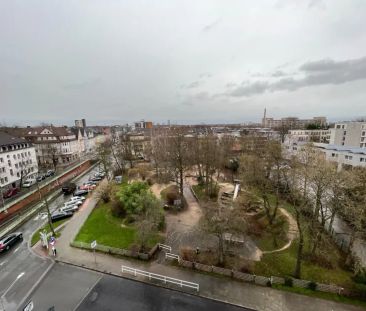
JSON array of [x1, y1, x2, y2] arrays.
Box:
[[33, 185, 365, 311]]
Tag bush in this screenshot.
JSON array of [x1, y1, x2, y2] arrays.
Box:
[[284, 277, 293, 287], [110, 197, 126, 218], [354, 269, 366, 285], [307, 281, 318, 291]]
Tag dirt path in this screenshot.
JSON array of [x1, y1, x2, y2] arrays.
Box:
[[262, 207, 298, 255]]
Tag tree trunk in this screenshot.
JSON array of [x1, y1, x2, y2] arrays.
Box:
[[293, 210, 304, 279], [218, 234, 224, 265]]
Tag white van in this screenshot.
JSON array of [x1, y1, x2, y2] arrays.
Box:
[[22, 179, 36, 188]]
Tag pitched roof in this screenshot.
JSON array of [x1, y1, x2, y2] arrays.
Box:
[[0, 131, 28, 147]]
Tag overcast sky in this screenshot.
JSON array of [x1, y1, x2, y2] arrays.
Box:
[[1, 0, 365, 126]]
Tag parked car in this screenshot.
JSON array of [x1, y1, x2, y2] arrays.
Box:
[[64, 200, 83, 207], [73, 189, 89, 196], [62, 182, 76, 195], [45, 170, 55, 177], [3, 188, 19, 199], [84, 181, 97, 186], [51, 211, 73, 222], [59, 205, 79, 213], [36, 174, 46, 182], [0, 232, 23, 252], [79, 184, 96, 191], [90, 176, 102, 182], [70, 195, 86, 202], [95, 172, 105, 178], [22, 179, 36, 188]]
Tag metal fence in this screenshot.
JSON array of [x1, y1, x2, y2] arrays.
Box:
[[121, 265, 199, 292], [158, 243, 172, 252]]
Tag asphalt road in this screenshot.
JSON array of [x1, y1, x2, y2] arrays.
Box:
[[18, 263, 101, 311], [0, 166, 99, 310], [77, 274, 253, 311]]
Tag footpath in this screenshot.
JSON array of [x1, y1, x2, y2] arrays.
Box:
[[33, 187, 364, 311]]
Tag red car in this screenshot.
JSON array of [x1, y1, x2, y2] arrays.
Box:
[[3, 188, 19, 199], [79, 184, 96, 191]]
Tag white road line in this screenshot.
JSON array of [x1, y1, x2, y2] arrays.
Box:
[[0, 260, 8, 266], [13, 246, 20, 253]]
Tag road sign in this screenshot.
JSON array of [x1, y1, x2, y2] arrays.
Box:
[[91, 240, 97, 249], [23, 300, 34, 311]]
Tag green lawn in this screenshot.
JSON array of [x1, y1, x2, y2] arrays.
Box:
[[74, 202, 161, 250], [272, 284, 366, 308], [31, 218, 68, 246]]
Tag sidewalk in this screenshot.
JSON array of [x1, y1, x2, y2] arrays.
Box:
[[33, 188, 364, 311]]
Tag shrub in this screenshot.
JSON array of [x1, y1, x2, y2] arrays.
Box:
[[353, 269, 366, 284], [180, 247, 195, 262], [284, 277, 293, 287], [307, 281, 317, 291], [110, 197, 126, 217]]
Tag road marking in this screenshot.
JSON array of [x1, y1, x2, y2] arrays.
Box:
[[13, 246, 20, 253], [0, 260, 8, 266]]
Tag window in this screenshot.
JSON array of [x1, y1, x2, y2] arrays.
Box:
[[8, 160, 11, 167], [10, 169, 13, 176], [13, 154, 16, 160], [0, 178, 3, 184], [0, 158, 2, 163], [17, 172, 20, 177], [360, 158, 365, 162], [17, 154, 20, 159], [15, 163, 18, 168], [4, 177, 8, 182], [28, 151, 31, 156], [362, 131, 365, 136]]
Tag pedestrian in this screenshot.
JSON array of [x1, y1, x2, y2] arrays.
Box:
[[52, 245, 57, 257]]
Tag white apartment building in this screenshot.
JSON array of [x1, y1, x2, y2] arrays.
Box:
[[314, 143, 366, 170], [330, 122, 366, 148], [0, 132, 38, 189]]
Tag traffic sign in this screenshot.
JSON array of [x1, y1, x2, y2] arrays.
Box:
[[91, 240, 97, 249]]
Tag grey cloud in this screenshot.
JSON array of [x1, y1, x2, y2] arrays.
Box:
[[271, 70, 288, 77], [227, 56, 366, 97], [202, 18, 221, 32], [229, 81, 270, 97], [185, 81, 202, 89]]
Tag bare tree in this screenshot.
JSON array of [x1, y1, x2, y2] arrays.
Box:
[[166, 128, 191, 204], [199, 202, 248, 265], [240, 140, 283, 225], [95, 141, 113, 180]]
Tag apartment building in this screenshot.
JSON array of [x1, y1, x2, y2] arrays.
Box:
[[7, 126, 80, 169], [262, 109, 327, 129], [0, 132, 38, 189], [329, 122, 366, 148]]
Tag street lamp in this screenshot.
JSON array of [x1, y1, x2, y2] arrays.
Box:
[[0, 272, 25, 311]]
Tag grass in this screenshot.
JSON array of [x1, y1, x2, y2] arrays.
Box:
[[74, 202, 161, 250], [252, 212, 289, 252], [31, 218, 68, 246], [272, 284, 366, 308]]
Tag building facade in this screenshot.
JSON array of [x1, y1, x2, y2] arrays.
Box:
[[329, 122, 366, 148], [0, 132, 38, 189]]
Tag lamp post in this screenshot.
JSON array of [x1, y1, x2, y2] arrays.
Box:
[[0, 272, 25, 311]]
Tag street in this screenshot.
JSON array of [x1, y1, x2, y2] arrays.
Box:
[[17, 262, 253, 311], [0, 166, 99, 310]]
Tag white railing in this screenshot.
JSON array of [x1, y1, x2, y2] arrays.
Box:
[[158, 243, 172, 252], [165, 253, 180, 261], [121, 265, 199, 292]]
